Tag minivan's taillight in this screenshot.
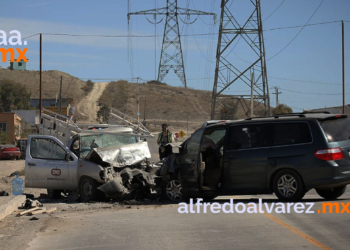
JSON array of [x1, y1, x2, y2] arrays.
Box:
[[314, 147, 344, 161]]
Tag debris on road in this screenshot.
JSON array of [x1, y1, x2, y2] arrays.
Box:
[[8, 171, 20, 178], [29, 217, 39, 221], [27, 208, 46, 215], [19, 199, 43, 209], [43, 207, 57, 214], [0, 190, 9, 196], [15, 199, 56, 217], [62, 193, 80, 203], [16, 207, 42, 217]]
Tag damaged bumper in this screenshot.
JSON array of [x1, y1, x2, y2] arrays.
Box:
[[85, 142, 163, 200], [97, 166, 160, 197]]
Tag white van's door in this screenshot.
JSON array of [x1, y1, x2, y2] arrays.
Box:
[[25, 135, 78, 190]]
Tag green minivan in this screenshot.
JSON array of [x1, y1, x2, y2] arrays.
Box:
[[161, 113, 350, 201]]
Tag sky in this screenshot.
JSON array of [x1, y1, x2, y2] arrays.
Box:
[[1, 0, 350, 112]]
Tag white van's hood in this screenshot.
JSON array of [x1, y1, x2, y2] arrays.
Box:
[[86, 141, 151, 167]]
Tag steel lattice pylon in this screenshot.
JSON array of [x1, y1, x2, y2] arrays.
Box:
[[128, 0, 215, 88], [211, 0, 270, 119]]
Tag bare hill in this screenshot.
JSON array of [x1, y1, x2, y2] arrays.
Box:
[[98, 81, 267, 132], [0, 68, 87, 102], [0, 68, 268, 131]]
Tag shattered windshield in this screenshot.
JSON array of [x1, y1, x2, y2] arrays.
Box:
[[80, 133, 137, 158]]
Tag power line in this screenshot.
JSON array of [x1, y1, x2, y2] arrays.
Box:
[[22, 33, 40, 40], [267, 0, 325, 61], [263, 0, 286, 21], [21, 20, 350, 41], [268, 76, 341, 85], [279, 87, 350, 96], [190, 25, 215, 63], [264, 20, 342, 31]]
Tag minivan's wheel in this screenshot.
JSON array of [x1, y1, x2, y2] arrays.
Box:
[[316, 186, 346, 200], [47, 189, 61, 199], [79, 176, 97, 202], [166, 179, 183, 202], [273, 169, 305, 201]]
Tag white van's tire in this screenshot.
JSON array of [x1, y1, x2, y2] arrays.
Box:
[[79, 176, 97, 202]]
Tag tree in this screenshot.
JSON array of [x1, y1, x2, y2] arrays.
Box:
[[273, 104, 293, 115], [0, 78, 32, 112], [0, 130, 8, 144], [96, 104, 110, 124]]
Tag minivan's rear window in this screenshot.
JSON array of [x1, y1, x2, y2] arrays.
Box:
[[319, 118, 350, 142]]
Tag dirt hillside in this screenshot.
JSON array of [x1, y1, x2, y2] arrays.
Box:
[[0, 69, 268, 129], [98, 81, 268, 133], [0, 68, 87, 102], [76, 82, 109, 123]]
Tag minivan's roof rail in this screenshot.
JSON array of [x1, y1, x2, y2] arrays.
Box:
[[301, 111, 331, 114], [245, 111, 333, 120], [245, 114, 306, 120]]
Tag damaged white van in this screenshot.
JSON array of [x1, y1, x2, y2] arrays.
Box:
[[25, 131, 160, 202]]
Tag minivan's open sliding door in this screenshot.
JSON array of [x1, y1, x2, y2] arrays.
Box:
[[179, 128, 205, 196]]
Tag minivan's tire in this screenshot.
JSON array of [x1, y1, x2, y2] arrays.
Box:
[[47, 189, 61, 199], [79, 176, 97, 202], [316, 186, 346, 200], [273, 169, 305, 201], [165, 178, 183, 202]]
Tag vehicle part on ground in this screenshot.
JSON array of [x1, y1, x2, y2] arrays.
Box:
[[0, 190, 9, 196], [316, 186, 347, 200], [47, 189, 61, 199], [166, 179, 183, 202], [79, 176, 98, 202], [273, 169, 305, 201]]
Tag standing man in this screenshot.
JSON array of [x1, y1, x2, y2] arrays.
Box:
[[157, 123, 175, 159]]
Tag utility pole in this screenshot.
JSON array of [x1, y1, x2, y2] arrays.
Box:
[[143, 99, 147, 121], [137, 77, 140, 124], [128, 0, 216, 88], [39, 33, 42, 118], [250, 72, 254, 118], [211, 0, 270, 119], [273, 87, 282, 107], [187, 113, 188, 136], [59, 75, 62, 115], [342, 20, 345, 114]]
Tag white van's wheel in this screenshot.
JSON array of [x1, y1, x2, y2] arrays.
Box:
[[79, 176, 97, 202]]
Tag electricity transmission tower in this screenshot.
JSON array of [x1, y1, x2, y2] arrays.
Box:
[[211, 0, 270, 119], [128, 0, 216, 88]]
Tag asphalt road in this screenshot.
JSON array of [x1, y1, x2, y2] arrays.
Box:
[[25, 136, 350, 250], [26, 191, 350, 250], [3, 135, 350, 250]]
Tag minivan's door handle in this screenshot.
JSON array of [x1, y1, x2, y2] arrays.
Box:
[[28, 162, 36, 166]]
